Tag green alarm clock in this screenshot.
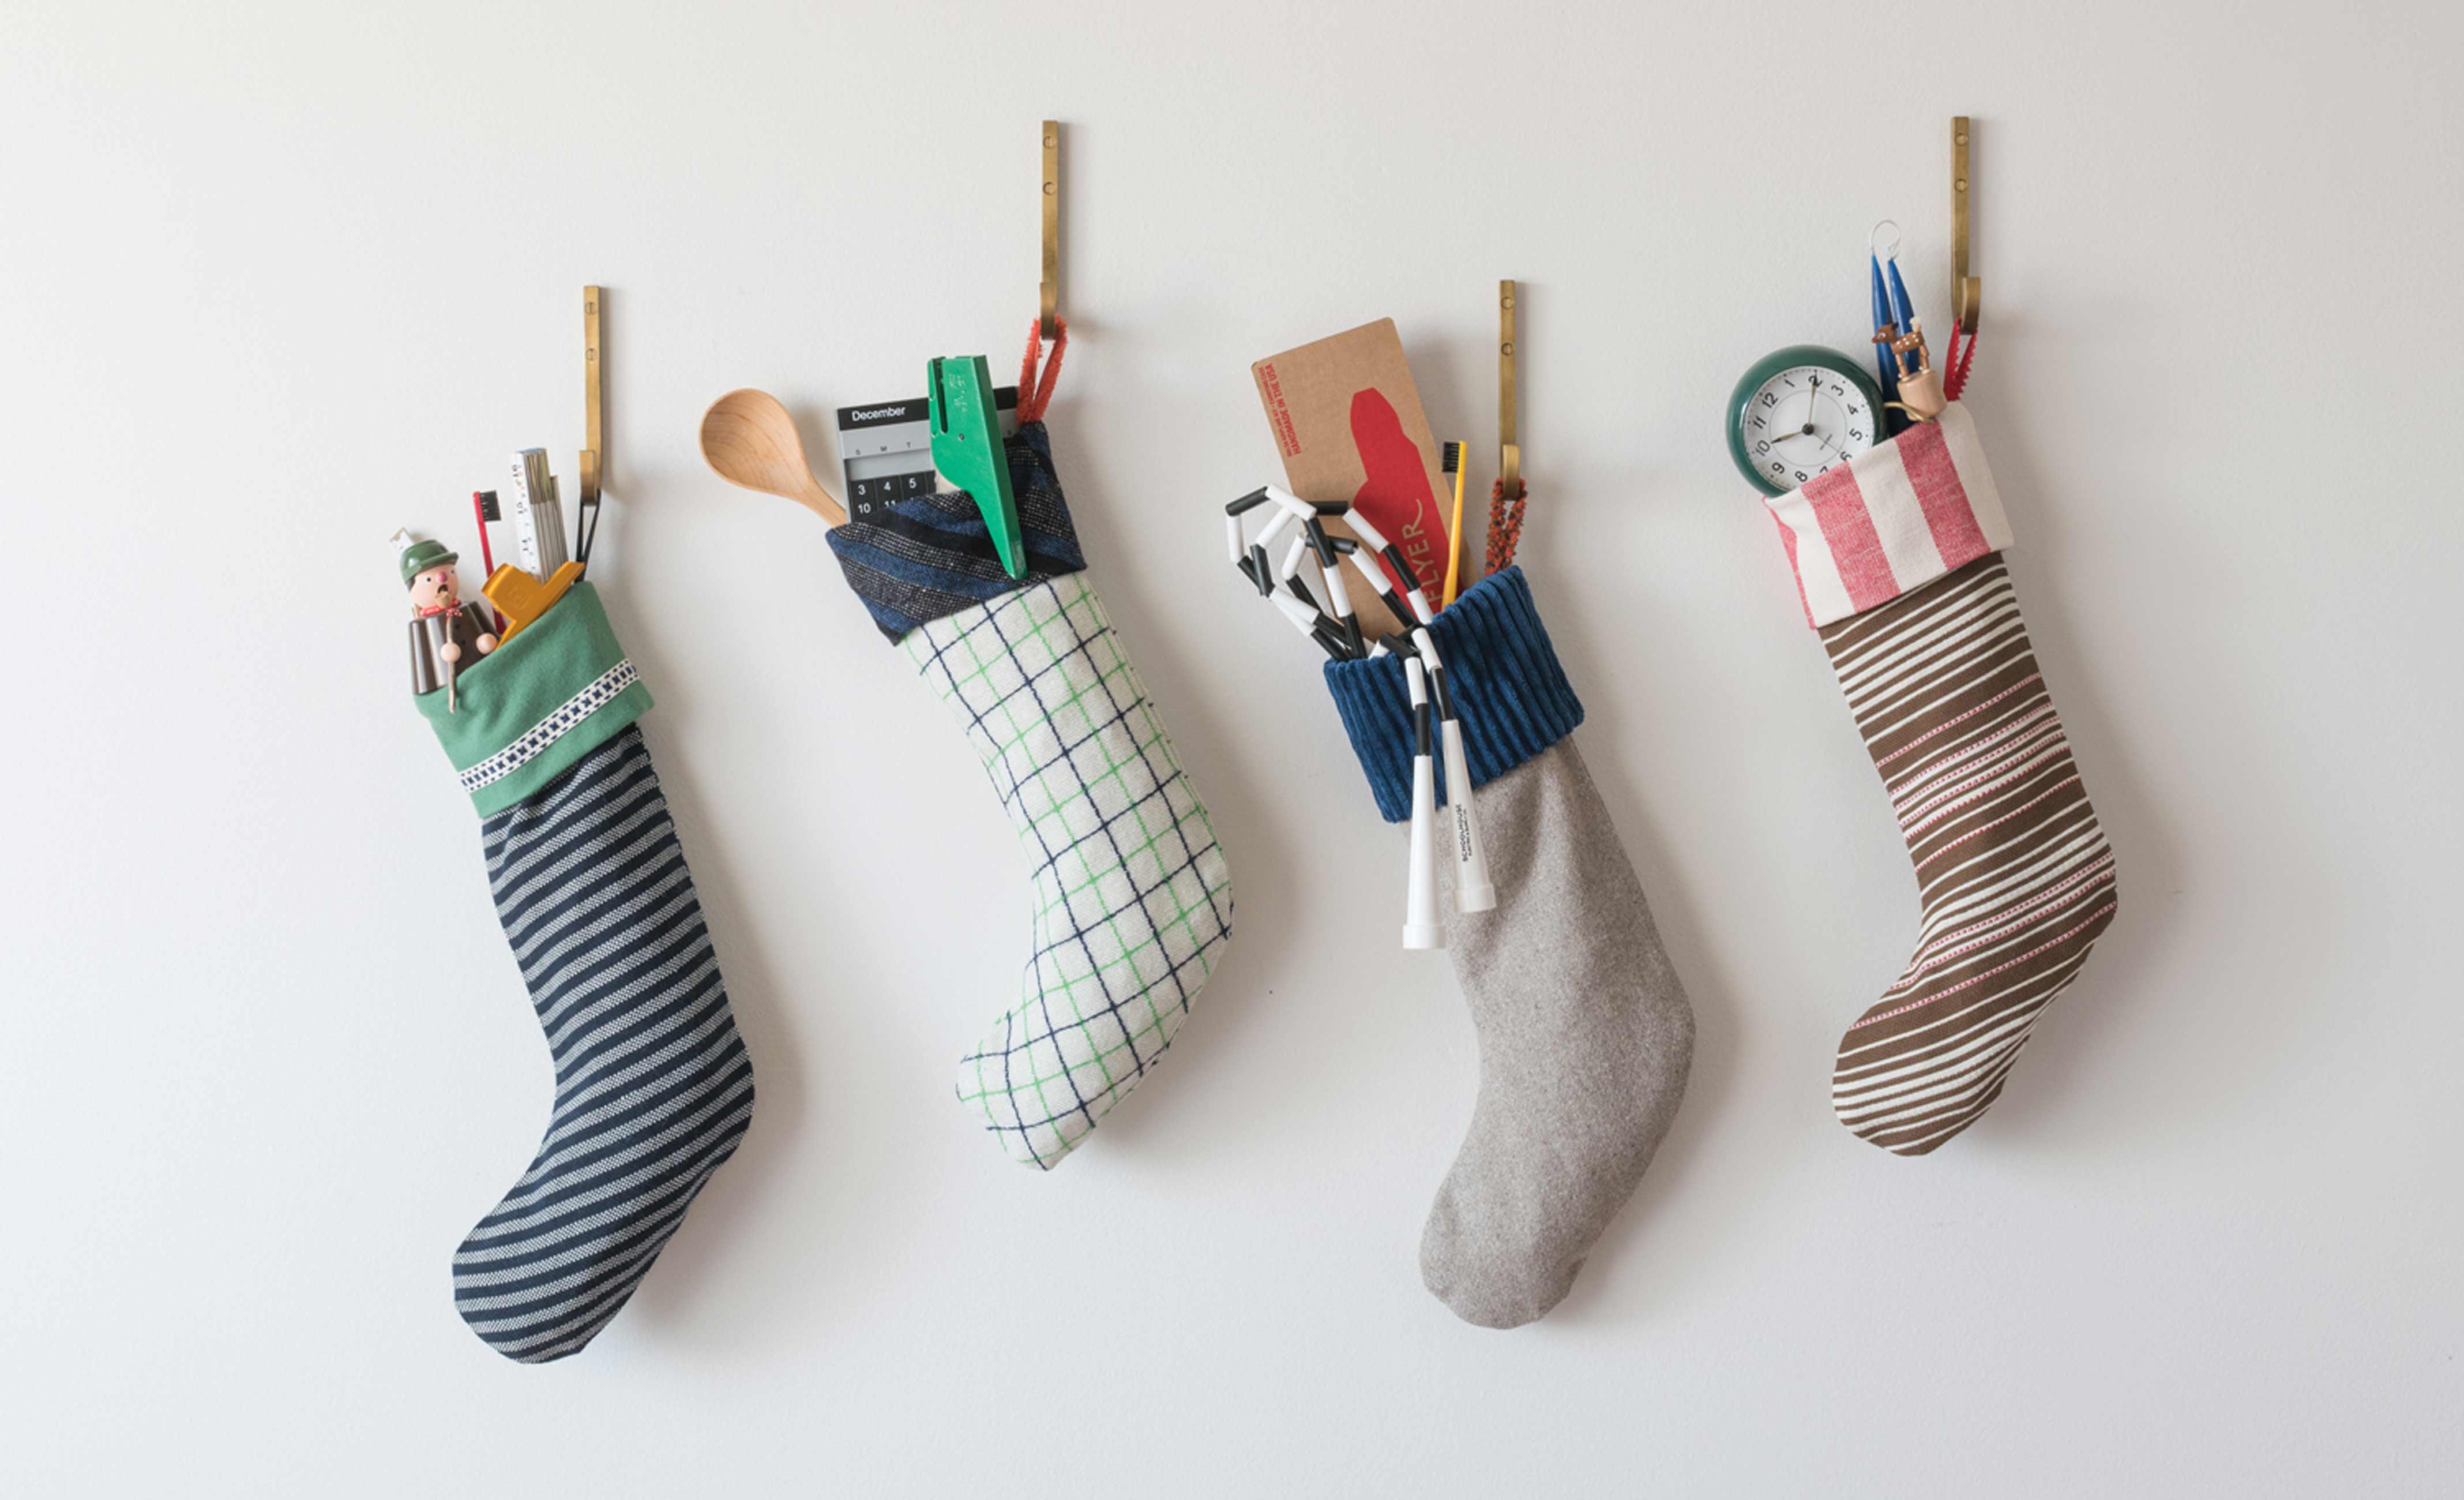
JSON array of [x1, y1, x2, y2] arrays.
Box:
[[1727, 345, 1887, 496]]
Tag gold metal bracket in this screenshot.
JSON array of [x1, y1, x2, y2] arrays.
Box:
[[1039, 121, 1061, 339], [581, 286, 604, 507], [575, 286, 606, 569], [1952, 118, 1981, 335], [1498, 280, 1523, 500]]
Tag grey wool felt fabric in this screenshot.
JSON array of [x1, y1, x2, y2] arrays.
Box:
[[1421, 739, 1695, 1328]]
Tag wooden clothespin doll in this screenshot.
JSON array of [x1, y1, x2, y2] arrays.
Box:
[[1878, 317, 1948, 423], [395, 530, 497, 712]]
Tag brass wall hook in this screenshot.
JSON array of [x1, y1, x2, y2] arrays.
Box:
[[1039, 121, 1061, 340], [1498, 280, 1523, 500], [1952, 117, 1980, 335], [577, 285, 606, 569]]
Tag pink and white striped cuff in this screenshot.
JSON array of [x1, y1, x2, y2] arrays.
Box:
[[1765, 402, 2014, 628]]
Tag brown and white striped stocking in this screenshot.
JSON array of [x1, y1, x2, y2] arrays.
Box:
[[1763, 406, 2119, 1155]]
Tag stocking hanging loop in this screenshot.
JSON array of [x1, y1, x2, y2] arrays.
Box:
[[1017, 316, 1068, 423]]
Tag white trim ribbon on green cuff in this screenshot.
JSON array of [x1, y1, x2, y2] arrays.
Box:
[[457, 659, 640, 794]]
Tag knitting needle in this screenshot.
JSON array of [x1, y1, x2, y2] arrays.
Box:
[[1271, 592, 1351, 661], [1332, 508, 1436, 626], [1230, 486, 1380, 661], [1885, 254, 1921, 373], [1244, 487, 1370, 649], [1301, 518, 1365, 658], [1330, 539, 1399, 658], [1271, 531, 1352, 646], [1232, 521, 1350, 660], [1407, 627, 1496, 912], [1869, 220, 1906, 433], [1402, 657, 1443, 950], [1346, 539, 1498, 910], [1228, 485, 1345, 523], [1277, 531, 1317, 603], [1234, 543, 1342, 656], [1343, 543, 1422, 641], [1253, 501, 1301, 557]]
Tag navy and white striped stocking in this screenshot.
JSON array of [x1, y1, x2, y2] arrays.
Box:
[[450, 726, 754, 1362]]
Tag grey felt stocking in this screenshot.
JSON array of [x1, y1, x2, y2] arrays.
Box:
[[1324, 567, 1695, 1327], [1422, 740, 1693, 1327]]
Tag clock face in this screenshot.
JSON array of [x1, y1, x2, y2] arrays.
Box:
[[1737, 362, 1878, 492]]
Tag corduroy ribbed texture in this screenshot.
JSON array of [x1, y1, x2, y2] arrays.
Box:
[[1323, 567, 1584, 824]]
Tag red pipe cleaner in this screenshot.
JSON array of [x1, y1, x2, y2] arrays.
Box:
[[1017, 317, 1068, 423], [1485, 478, 1529, 576], [1943, 320, 1980, 402]]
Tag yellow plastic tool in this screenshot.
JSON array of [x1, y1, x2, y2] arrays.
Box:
[[483, 560, 585, 643]]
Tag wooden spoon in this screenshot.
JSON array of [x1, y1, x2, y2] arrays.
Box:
[[698, 389, 848, 526]]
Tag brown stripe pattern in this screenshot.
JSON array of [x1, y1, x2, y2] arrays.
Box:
[[1818, 556, 2117, 1154]]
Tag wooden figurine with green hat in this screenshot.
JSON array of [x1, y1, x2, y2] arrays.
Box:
[[393, 528, 497, 711]]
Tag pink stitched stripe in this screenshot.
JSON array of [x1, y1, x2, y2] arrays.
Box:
[[1894, 709, 2063, 822], [1899, 419, 1992, 571], [1903, 735, 2071, 838], [1846, 903, 2117, 1029], [1773, 512, 1813, 627], [1914, 774, 2084, 873], [1875, 673, 2044, 771], [1804, 463, 1899, 613], [1892, 853, 2119, 985]]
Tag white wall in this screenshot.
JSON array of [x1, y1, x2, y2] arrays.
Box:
[[5, 1, 2458, 1494]]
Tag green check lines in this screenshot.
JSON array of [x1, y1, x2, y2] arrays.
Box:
[[906, 572, 1234, 1168]]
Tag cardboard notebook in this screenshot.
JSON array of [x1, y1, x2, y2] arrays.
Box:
[[1252, 318, 1451, 642]]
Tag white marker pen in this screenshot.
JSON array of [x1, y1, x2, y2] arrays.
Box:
[[1403, 658, 1443, 950], [1412, 628, 1496, 913]]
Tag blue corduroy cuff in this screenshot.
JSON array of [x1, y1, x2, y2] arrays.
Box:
[[1323, 566, 1585, 823]]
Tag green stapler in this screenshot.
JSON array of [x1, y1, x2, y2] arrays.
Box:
[[927, 354, 1025, 579]]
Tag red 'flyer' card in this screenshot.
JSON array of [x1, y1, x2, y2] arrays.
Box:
[[1252, 318, 1449, 639]]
